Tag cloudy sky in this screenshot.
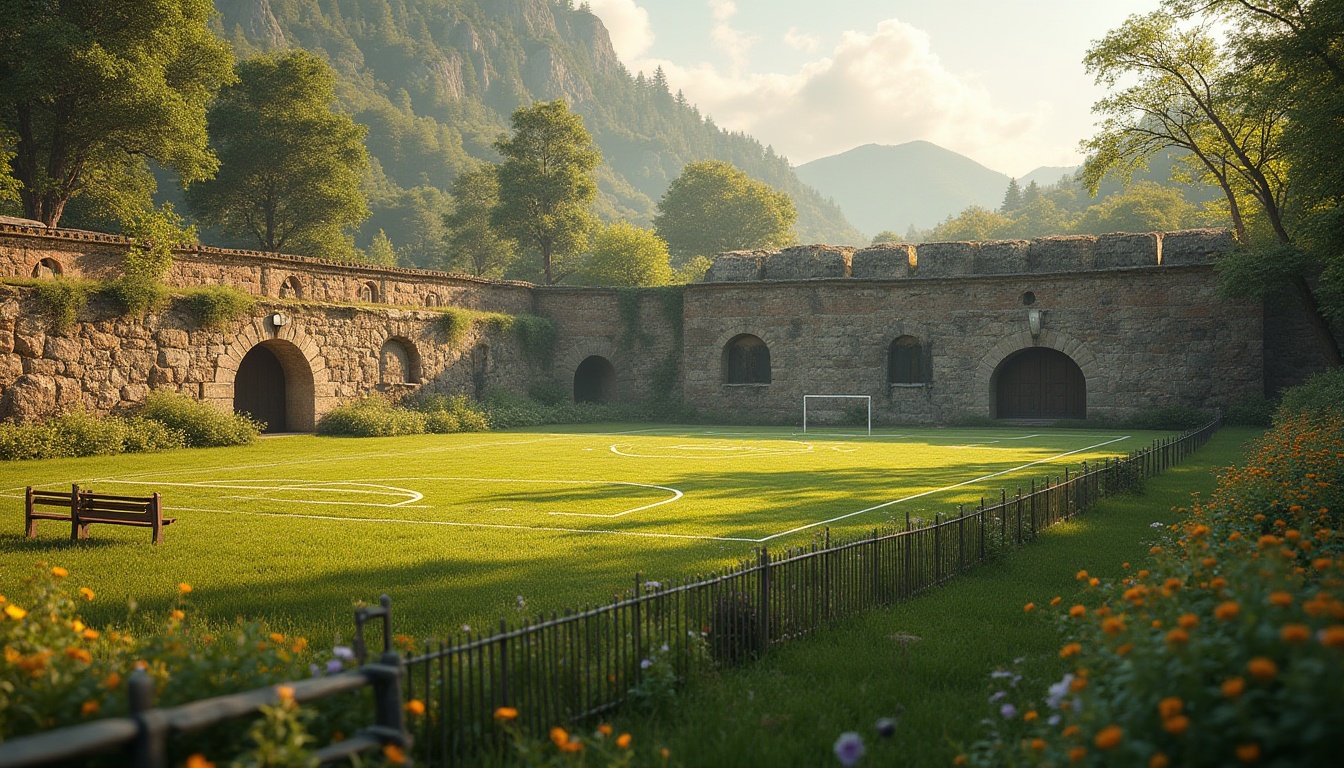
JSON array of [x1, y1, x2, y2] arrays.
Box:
[[586, 0, 1163, 177]]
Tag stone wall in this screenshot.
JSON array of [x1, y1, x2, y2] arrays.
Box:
[[0, 286, 535, 427], [682, 262, 1262, 424]]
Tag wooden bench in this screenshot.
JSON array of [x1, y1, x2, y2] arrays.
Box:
[[25, 485, 173, 544]]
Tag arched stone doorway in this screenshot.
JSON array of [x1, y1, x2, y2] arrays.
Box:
[[573, 355, 615, 403], [233, 340, 316, 432], [723, 334, 771, 384], [992, 347, 1086, 420]]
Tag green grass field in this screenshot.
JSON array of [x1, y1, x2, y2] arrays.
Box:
[[0, 424, 1175, 642]]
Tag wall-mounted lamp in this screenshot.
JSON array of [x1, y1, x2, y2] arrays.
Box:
[[1028, 308, 1042, 339], [270, 312, 289, 327]]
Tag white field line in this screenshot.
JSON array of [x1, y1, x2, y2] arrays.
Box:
[[754, 435, 1132, 542], [609, 440, 815, 459]]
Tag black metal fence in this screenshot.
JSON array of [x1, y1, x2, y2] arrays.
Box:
[[404, 416, 1222, 765]]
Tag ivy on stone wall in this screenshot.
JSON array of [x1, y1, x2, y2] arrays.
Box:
[[16, 278, 97, 331], [435, 307, 557, 366]]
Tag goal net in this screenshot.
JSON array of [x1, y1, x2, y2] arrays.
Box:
[[802, 395, 872, 435]]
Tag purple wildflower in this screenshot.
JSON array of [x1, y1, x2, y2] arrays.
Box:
[[1000, 703, 1017, 719], [833, 732, 865, 766]]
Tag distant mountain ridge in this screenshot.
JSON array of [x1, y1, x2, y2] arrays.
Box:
[[208, 0, 864, 265], [795, 142, 1013, 236]]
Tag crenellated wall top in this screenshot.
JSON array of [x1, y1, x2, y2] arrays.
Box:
[[701, 229, 1236, 283]]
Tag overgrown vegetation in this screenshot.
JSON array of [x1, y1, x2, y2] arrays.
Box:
[[177, 286, 258, 331], [26, 278, 97, 331], [136, 391, 261, 448], [316, 394, 489, 437], [0, 410, 185, 461]]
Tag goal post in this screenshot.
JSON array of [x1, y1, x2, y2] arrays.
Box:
[[802, 394, 872, 435]]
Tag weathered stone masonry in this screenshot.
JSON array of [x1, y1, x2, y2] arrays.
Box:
[[0, 221, 1316, 428]]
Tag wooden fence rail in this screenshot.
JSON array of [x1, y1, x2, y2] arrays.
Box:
[[403, 415, 1222, 765]]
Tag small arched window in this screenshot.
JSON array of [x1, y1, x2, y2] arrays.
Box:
[[888, 336, 927, 385], [379, 338, 419, 385], [724, 334, 771, 384], [279, 276, 303, 300], [424, 292, 440, 308], [359, 282, 379, 303], [30, 258, 63, 278]]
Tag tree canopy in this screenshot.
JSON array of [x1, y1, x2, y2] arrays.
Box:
[[184, 50, 370, 260], [654, 160, 797, 264], [1082, 1, 1342, 364], [491, 100, 600, 285], [573, 221, 672, 287], [0, 0, 234, 227], [444, 164, 518, 278]]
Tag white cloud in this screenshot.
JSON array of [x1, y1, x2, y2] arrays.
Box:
[[706, 0, 756, 73], [586, 0, 655, 62], [632, 19, 1049, 170], [783, 27, 820, 54]]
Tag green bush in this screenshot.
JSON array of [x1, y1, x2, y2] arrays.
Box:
[[414, 393, 490, 433], [1224, 395, 1276, 427], [317, 397, 428, 437], [101, 275, 169, 317], [1277, 366, 1344, 421], [0, 410, 186, 461], [527, 378, 569, 406], [138, 391, 261, 447], [177, 286, 257, 331], [1121, 405, 1211, 431], [30, 278, 97, 331]]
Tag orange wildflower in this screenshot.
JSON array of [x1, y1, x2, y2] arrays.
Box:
[[1050, 596, 1062, 607], [494, 706, 518, 721], [1158, 697, 1183, 718], [1281, 624, 1311, 643], [1320, 625, 1344, 648], [81, 700, 99, 716], [79, 587, 95, 601], [404, 700, 425, 716], [617, 733, 632, 749], [1062, 725, 1080, 738], [598, 723, 613, 737], [1211, 577, 1228, 590], [1076, 570, 1089, 581], [1116, 643, 1134, 656], [178, 583, 192, 594], [4, 605, 26, 621], [1178, 613, 1199, 629], [1094, 725, 1123, 750], [1023, 602, 1036, 612], [550, 727, 569, 747], [382, 744, 407, 765], [1059, 643, 1082, 659], [185, 755, 215, 768], [1069, 605, 1086, 618], [1024, 710, 1039, 722], [1269, 592, 1293, 607], [1150, 752, 1170, 768], [1102, 617, 1125, 636], [51, 566, 68, 578], [1165, 628, 1190, 645], [1030, 738, 1046, 751], [1222, 677, 1245, 698], [1069, 746, 1087, 762], [1162, 715, 1190, 735], [1247, 657, 1278, 681], [1236, 743, 1261, 763], [1215, 601, 1240, 621]]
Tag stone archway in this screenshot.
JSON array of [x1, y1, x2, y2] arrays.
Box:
[[232, 339, 316, 433], [992, 347, 1086, 419], [573, 355, 615, 403]]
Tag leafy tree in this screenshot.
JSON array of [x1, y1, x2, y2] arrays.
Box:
[[365, 230, 397, 266], [927, 206, 1012, 242], [573, 221, 672, 287], [870, 230, 905, 245], [444, 165, 518, 278], [654, 160, 797, 264], [492, 100, 600, 285], [185, 50, 369, 260], [1073, 181, 1197, 234], [1083, 7, 1342, 365], [0, 0, 234, 227]]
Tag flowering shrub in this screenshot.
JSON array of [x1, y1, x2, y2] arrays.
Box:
[[487, 706, 668, 767], [959, 415, 1344, 767], [0, 566, 369, 765]]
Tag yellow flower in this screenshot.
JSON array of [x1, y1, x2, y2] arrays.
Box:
[[51, 566, 68, 578], [178, 583, 192, 594], [185, 755, 216, 768], [617, 733, 632, 749], [4, 605, 27, 621], [1236, 743, 1261, 763], [382, 744, 407, 765], [1222, 677, 1245, 698], [494, 706, 518, 721], [1094, 725, 1122, 750], [73, 620, 85, 632], [83, 628, 99, 640], [171, 610, 185, 621], [79, 587, 95, 601], [405, 699, 425, 716], [275, 686, 295, 705], [1247, 657, 1278, 681], [269, 633, 285, 643], [65, 648, 92, 664]]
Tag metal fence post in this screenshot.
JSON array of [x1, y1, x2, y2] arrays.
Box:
[[758, 548, 771, 658]]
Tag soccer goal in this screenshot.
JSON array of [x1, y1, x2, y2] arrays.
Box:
[[802, 394, 872, 435]]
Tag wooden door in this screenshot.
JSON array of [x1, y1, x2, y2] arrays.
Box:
[[234, 345, 287, 432], [997, 348, 1085, 419]]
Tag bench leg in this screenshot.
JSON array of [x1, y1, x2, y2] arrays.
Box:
[[151, 493, 164, 545], [25, 487, 36, 538]]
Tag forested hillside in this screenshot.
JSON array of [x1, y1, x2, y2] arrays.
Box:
[[208, 0, 862, 264]]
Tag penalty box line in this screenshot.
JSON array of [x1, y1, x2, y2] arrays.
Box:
[[755, 435, 1134, 543]]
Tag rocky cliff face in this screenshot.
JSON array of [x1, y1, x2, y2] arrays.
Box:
[[216, 0, 286, 50]]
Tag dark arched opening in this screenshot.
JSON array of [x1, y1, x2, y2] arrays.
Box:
[[888, 335, 927, 384], [233, 340, 316, 432], [279, 276, 303, 299], [574, 355, 616, 403], [723, 334, 771, 384], [358, 282, 379, 303], [31, 258, 63, 278], [993, 347, 1086, 420]]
